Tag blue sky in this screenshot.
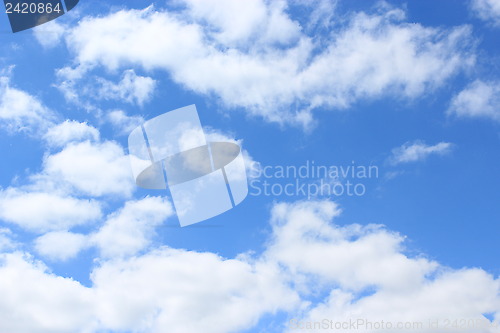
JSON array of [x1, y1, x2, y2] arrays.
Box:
[[0, 0, 499, 332]]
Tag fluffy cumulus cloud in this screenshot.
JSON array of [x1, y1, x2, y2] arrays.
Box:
[[33, 197, 174, 261], [448, 80, 500, 121], [389, 140, 453, 165], [60, 1, 475, 128], [270, 201, 500, 333], [43, 120, 100, 147], [471, 0, 500, 27], [37, 140, 135, 198], [0, 200, 499, 333], [0, 76, 135, 235], [34, 231, 89, 261], [0, 189, 102, 233], [266, 201, 438, 291], [90, 196, 174, 258], [0, 252, 97, 333], [1, 2, 498, 332]]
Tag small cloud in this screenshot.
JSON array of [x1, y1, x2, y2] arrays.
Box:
[[389, 140, 453, 165], [384, 170, 405, 180], [34, 231, 89, 262], [0, 188, 102, 233], [448, 80, 500, 122], [95, 70, 157, 106]]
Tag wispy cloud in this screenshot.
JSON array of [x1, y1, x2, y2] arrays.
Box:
[[0, 71, 57, 135], [105, 109, 144, 135], [389, 140, 453, 165], [471, 0, 500, 27]]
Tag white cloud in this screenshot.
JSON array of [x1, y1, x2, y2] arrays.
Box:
[[268, 200, 500, 333], [0, 200, 499, 332], [471, 0, 500, 27], [90, 196, 173, 258], [389, 141, 453, 165], [0, 249, 298, 333], [106, 109, 144, 134], [91, 249, 298, 333], [0, 73, 56, 134], [0, 189, 102, 233], [33, 197, 173, 261], [448, 80, 500, 121], [0, 252, 96, 333], [43, 120, 100, 147], [95, 69, 156, 105], [266, 201, 437, 291], [181, 0, 301, 46], [33, 20, 67, 48], [61, 3, 474, 128], [54, 65, 90, 104], [0, 126, 136, 235], [56, 68, 156, 112], [34, 231, 89, 261], [37, 140, 135, 198], [291, 269, 499, 332]]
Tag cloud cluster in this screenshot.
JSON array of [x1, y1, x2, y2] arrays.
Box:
[[0, 200, 498, 333], [57, 1, 475, 128], [0, 135, 136, 233], [0, 2, 496, 332], [34, 196, 174, 261], [0, 70, 137, 234]]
